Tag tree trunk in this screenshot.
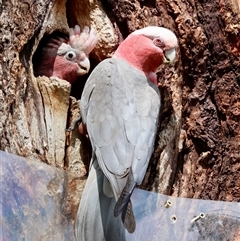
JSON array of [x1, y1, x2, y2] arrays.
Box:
[[104, 0, 240, 202], [0, 0, 239, 220]]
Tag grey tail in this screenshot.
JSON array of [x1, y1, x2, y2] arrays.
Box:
[[121, 200, 136, 233], [114, 170, 136, 233]]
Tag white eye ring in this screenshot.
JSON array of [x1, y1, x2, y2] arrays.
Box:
[[65, 51, 76, 60]]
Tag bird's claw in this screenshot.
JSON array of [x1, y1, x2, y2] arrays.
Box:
[[66, 116, 82, 132]]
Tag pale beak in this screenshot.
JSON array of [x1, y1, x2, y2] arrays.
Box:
[[77, 57, 90, 75], [163, 48, 176, 64]]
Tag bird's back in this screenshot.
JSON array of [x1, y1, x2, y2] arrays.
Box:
[[81, 57, 160, 185]]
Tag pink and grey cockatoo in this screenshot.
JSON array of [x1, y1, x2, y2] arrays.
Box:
[[33, 25, 97, 83], [75, 26, 178, 241]]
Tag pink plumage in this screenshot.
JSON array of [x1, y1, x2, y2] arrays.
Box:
[[33, 25, 98, 84]]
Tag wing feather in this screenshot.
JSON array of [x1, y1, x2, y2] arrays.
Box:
[[80, 57, 160, 199]]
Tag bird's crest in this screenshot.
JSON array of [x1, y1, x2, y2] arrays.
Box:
[[69, 25, 98, 55], [131, 26, 178, 49]]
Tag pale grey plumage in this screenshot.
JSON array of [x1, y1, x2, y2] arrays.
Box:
[[75, 57, 160, 240], [81, 58, 160, 184]]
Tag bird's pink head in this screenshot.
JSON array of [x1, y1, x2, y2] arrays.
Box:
[[114, 26, 178, 84], [34, 25, 98, 84]]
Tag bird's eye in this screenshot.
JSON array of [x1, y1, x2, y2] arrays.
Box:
[[153, 38, 165, 48], [65, 51, 76, 60]]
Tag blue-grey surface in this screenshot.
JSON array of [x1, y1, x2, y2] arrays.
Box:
[[128, 189, 240, 241], [1, 150, 240, 241], [0, 151, 75, 241]]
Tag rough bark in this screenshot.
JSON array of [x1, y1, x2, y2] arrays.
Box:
[[0, 0, 68, 164], [0, 0, 118, 214], [0, 0, 239, 224], [104, 0, 240, 202]]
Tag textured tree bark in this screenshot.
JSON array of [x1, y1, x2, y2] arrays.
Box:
[[104, 0, 240, 201], [0, 0, 119, 218], [0, 0, 239, 224], [0, 0, 83, 218], [0, 0, 69, 165]]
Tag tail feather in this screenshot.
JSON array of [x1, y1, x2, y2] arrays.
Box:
[[114, 170, 136, 217], [121, 201, 136, 233], [114, 170, 136, 233]]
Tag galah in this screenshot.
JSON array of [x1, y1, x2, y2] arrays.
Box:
[[75, 26, 178, 241], [33, 25, 97, 83]]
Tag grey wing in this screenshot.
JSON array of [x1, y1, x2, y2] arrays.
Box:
[[81, 57, 160, 201]]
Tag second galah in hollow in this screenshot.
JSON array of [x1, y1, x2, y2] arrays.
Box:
[[75, 26, 178, 241], [34, 25, 97, 83]]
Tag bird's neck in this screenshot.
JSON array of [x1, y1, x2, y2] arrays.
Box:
[[37, 56, 79, 83], [52, 56, 79, 83], [113, 34, 163, 84], [147, 72, 158, 85]]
